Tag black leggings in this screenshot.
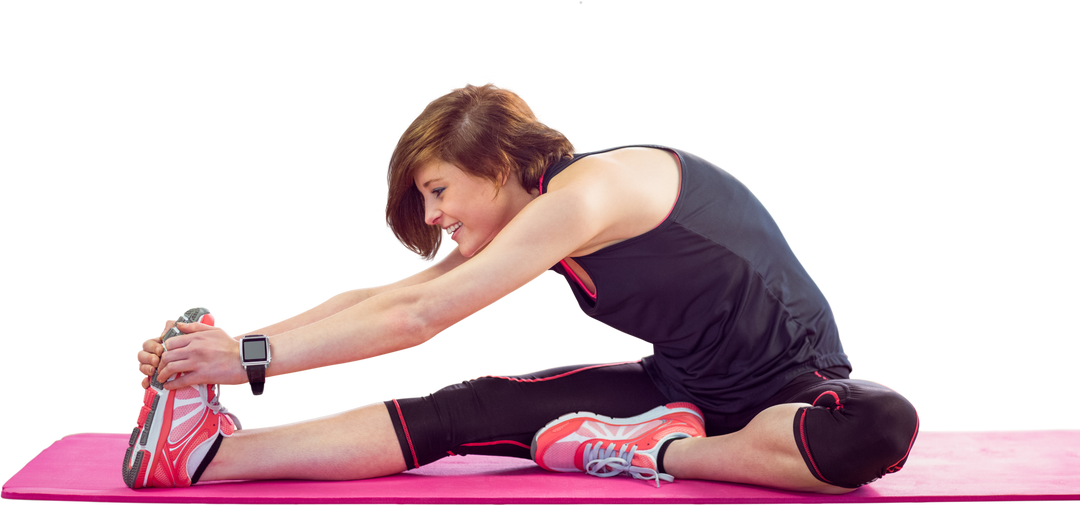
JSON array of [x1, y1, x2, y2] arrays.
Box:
[[386, 361, 918, 488]]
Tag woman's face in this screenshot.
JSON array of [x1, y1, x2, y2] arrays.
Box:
[[413, 160, 526, 258]]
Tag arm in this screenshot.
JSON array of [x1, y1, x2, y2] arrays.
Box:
[[138, 248, 467, 387], [155, 150, 675, 389], [264, 190, 606, 378], [239, 248, 468, 337]]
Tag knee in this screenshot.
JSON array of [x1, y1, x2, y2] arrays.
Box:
[[795, 382, 919, 488], [833, 384, 920, 483], [860, 388, 919, 472]]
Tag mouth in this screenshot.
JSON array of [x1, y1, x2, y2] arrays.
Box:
[[445, 222, 462, 237]]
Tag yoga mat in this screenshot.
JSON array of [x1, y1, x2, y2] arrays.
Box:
[[4, 431, 1079, 503]]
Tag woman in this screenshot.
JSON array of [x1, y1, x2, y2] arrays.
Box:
[[127, 84, 918, 493]]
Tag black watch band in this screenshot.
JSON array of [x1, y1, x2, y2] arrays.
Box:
[[240, 334, 271, 396], [246, 365, 266, 395]]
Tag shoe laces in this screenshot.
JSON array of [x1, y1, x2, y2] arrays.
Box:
[[583, 441, 674, 487], [207, 386, 222, 410], [200, 384, 242, 430]]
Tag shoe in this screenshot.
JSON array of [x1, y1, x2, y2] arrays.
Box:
[[148, 308, 216, 391], [531, 402, 705, 487], [122, 308, 241, 489]]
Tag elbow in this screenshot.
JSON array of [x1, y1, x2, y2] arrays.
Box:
[[404, 294, 461, 348], [372, 284, 454, 353], [408, 299, 442, 347], [389, 304, 440, 350]]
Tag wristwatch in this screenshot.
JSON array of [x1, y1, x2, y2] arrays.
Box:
[[239, 335, 271, 395]]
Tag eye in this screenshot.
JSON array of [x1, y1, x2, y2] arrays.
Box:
[[432, 187, 446, 198]]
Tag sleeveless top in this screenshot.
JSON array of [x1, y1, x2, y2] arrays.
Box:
[[540, 145, 851, 414]]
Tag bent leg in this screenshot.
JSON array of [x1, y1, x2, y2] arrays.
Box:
[[663, 378, 918, 493], [791, 379, 920, 488], [198, 402, 407, 482], [663, 403, 855, 493]]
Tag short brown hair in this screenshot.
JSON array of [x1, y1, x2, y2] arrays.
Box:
[[386, 84, 574, 259]]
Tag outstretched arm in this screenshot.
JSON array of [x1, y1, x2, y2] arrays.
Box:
[[137, 248, 467, 388], [153, 149, 673, 390], [153, 269, 442, 388], [239, 248, 468, 337]]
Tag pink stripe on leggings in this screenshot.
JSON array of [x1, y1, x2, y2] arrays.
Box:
[[392, 399, 420, 469], [483, 361, 638, 383], [461, 440, 531, 450]]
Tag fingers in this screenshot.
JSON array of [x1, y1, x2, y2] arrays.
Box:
[[157, 358, 204, 390], [139, 361, 159, 378], [142, 337, 163, 354], [140, 322, 191, 382], [157, 317, 177, 336], [153, 331, 203, 388], [177, 321, 215, 334], [138, 338, 164, 385]]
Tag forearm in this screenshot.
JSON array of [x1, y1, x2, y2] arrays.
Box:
[[264, 287, 435, 377], [244, 250, 467, 339], [241, 289, 374, 338]]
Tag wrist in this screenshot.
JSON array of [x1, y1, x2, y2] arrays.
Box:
[[239, 334, 271, 395]]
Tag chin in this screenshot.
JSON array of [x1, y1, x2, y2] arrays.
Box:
[[458, 241, 489, 259]]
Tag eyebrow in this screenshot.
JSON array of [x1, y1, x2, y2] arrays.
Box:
[[421, 178, 444, 189]]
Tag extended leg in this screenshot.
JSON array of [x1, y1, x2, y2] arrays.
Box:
[[198, 402, 407, 482], [663, 403, 855, 493]]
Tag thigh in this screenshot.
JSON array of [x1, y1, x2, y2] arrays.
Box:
[[788, 376, 920, 488], [386, 360, 670, 469]]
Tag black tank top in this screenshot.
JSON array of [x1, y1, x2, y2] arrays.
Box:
[[540, 146, 850, 414]]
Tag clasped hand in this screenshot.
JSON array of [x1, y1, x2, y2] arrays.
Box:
[[137, 320, 247, 390]]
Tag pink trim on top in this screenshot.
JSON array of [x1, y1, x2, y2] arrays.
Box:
[[542, 162, 595, 300], [655, 151, 682, 228], [560, 259, 597, 300], [541, 147, 684, 301]]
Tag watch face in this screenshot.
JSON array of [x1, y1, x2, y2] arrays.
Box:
[[243, 338, 268, 363]]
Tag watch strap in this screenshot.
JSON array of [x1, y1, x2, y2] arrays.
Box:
[[246, 365, 266, 395]]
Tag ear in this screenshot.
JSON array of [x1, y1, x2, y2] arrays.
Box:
[[497, 168, 511, 186]]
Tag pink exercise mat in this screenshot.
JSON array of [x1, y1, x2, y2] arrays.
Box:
[[4, 431, 1079, 503]]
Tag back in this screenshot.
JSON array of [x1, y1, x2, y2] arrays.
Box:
[[541, 146, 850, 415]]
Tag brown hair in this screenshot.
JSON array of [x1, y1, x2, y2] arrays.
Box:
[[386, 84, 574, 259]]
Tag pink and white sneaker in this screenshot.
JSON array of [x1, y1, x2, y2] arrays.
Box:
[[531, 402, 705, 487], [122, 308, 241, 489]]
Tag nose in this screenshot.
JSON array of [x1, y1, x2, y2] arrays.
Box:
[[424, 199, 441, 226]]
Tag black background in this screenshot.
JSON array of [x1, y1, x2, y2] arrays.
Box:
[[2, 48, 1062, 485]]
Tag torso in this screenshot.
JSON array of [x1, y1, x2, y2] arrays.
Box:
[[548, 147, 682, 294]]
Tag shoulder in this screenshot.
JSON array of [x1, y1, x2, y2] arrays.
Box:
[[548, 147, 677, 192], [543, 146, 682, 254]]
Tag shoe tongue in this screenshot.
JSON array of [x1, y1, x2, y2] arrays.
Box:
[[630, 453, 657, 471]]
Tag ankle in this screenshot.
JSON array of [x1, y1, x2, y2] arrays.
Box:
[[652, 435, 686, 474], [192, 431, 243, 483], [657, 437, 692, 476], [189, 434, 225, 485]]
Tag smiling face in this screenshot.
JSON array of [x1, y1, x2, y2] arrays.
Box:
[[413, 159, 534, 258]]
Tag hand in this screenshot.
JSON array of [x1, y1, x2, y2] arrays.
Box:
[[137, 320, 179, 389], [155, 321, 247, 390]]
